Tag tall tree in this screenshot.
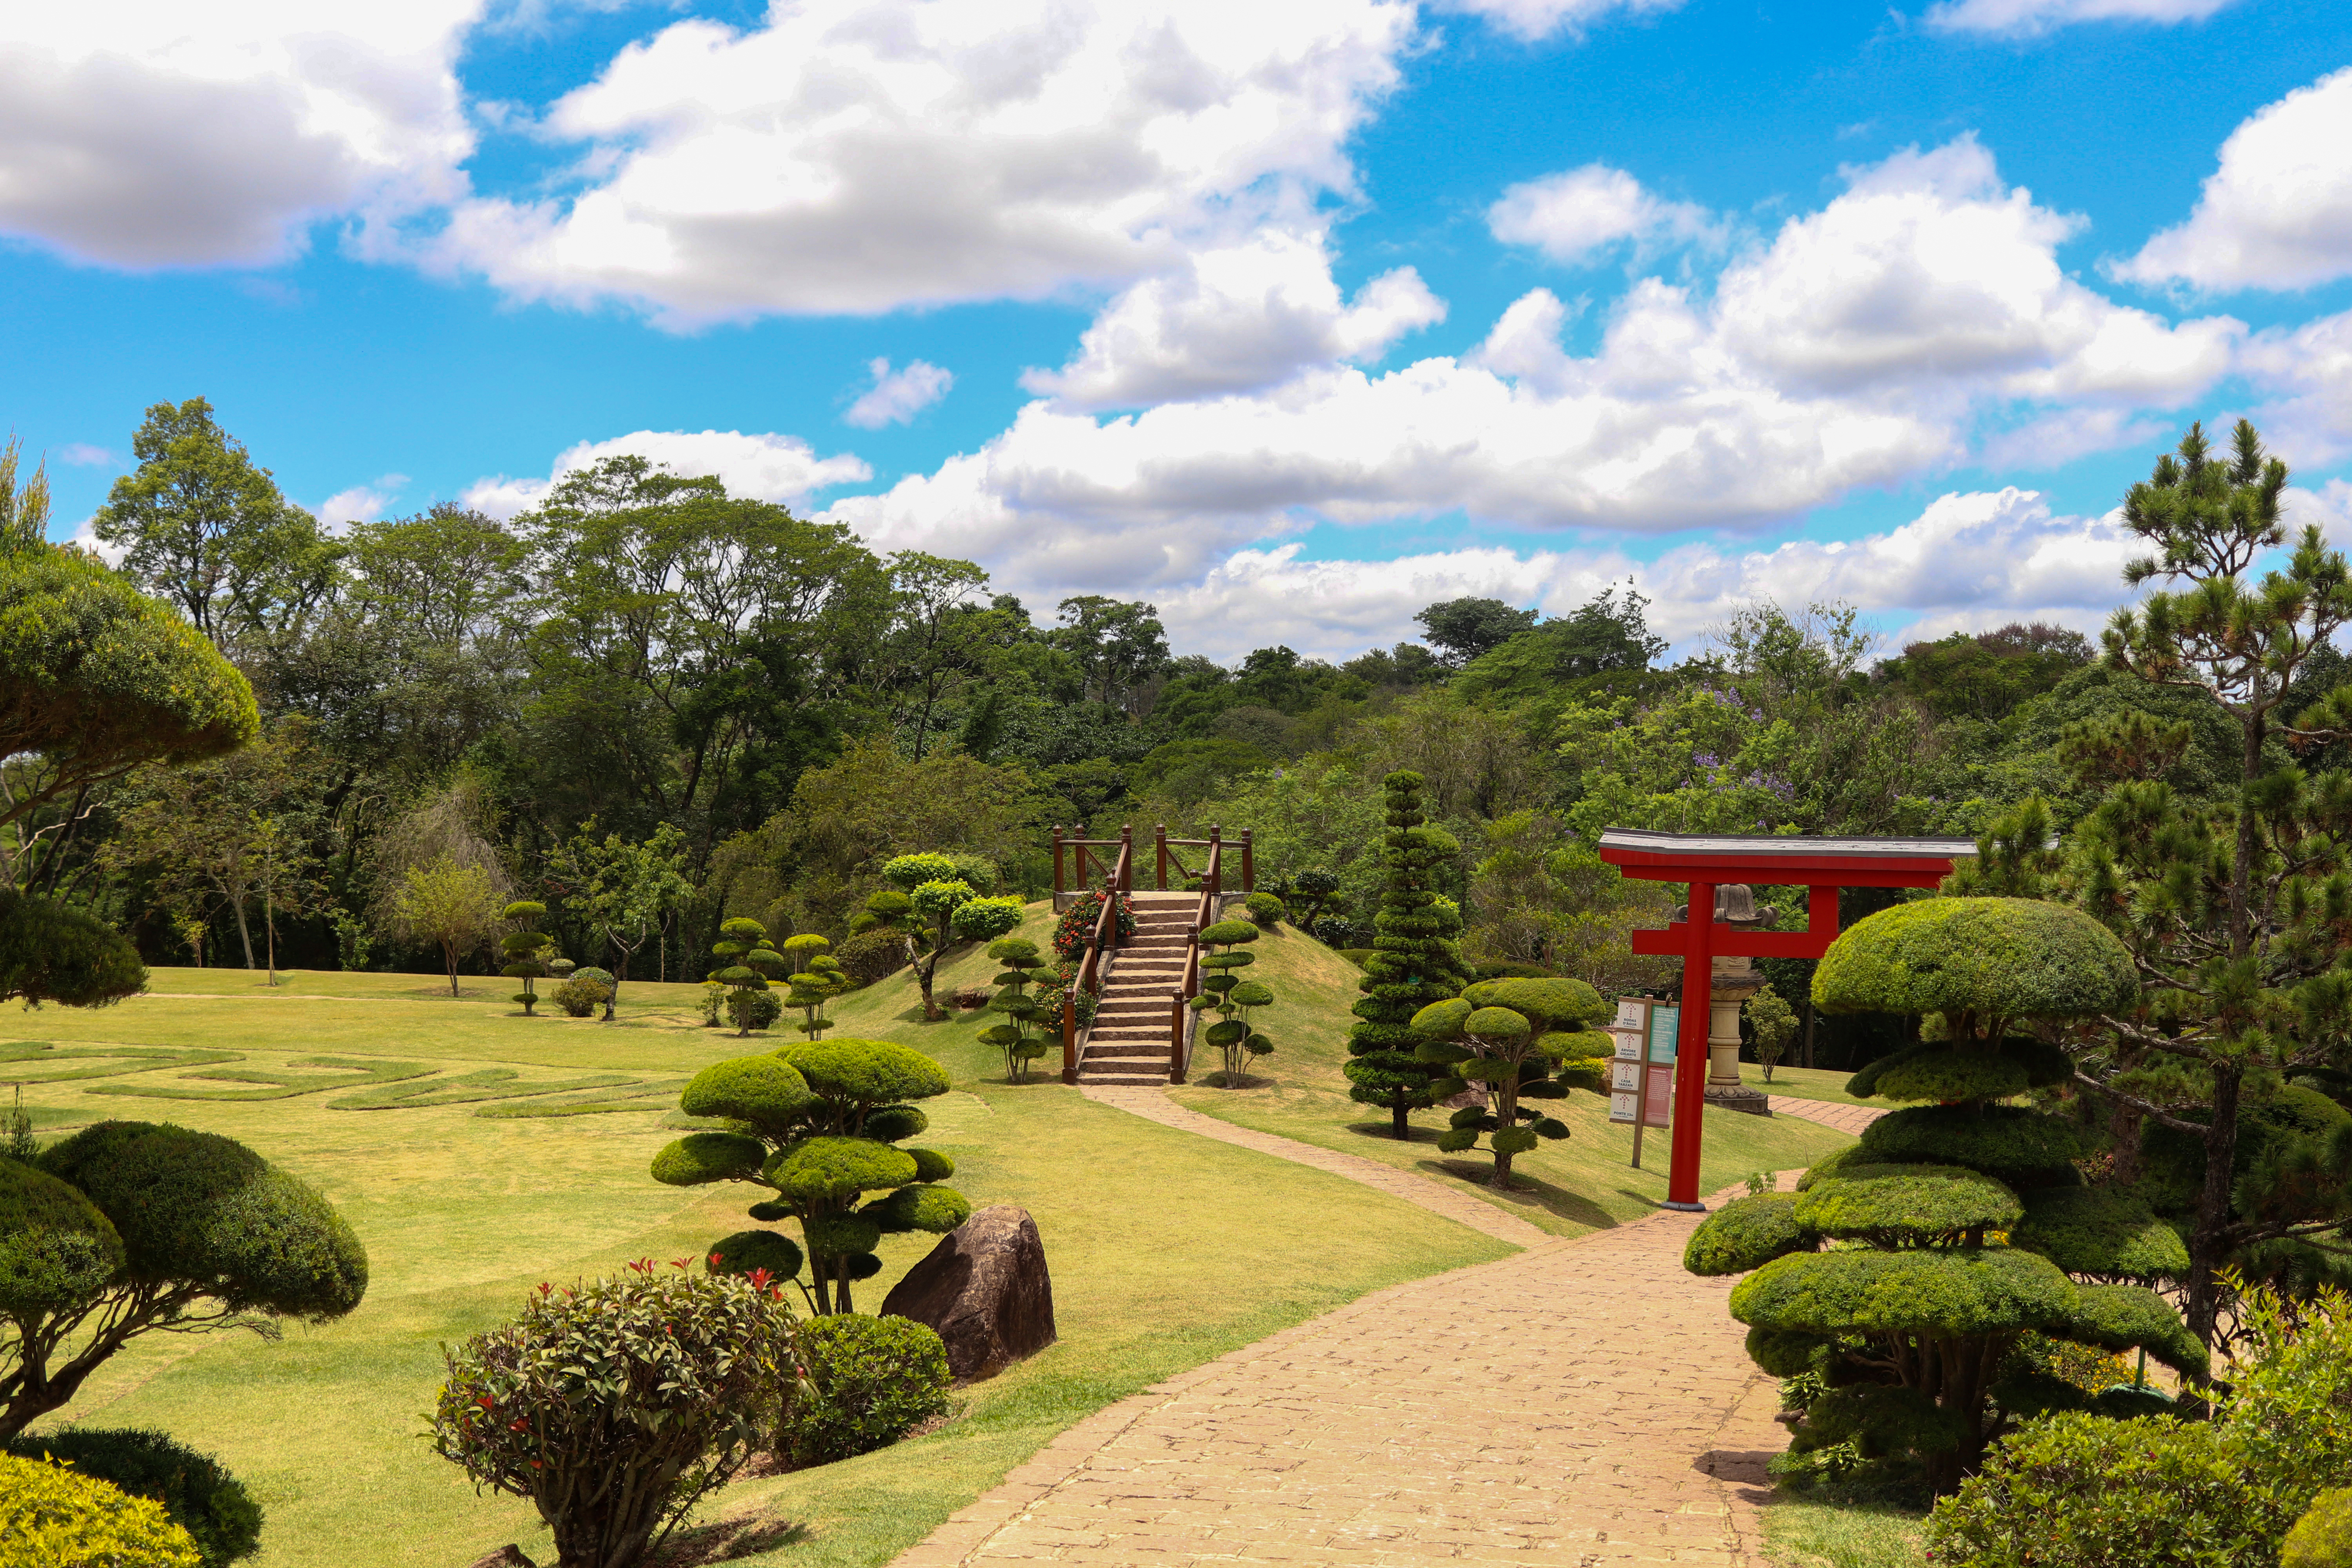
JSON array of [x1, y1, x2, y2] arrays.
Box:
[[880, 552, 997, 760], [0, 437, 51, 551], [1344, 771, 1472, 1137], [1414, 596, 1537, 667], [546, 819, 693, 1018], [91, 398, 342, 652], [1051, 595, 1168, 718], [2067, 418, 2352, 1352]]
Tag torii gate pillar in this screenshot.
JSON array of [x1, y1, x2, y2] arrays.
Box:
[[1598, 830, 1977, 1210]]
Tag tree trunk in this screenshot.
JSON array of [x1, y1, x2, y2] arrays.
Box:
[[604, 941, 629, 1021], [1391, 1092, 1411, 1139], [232, 896, 256, 969], [443, 939, 460, 997], [2183, 1061, 2246, 1359]]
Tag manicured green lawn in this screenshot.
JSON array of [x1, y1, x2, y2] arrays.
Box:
[[1761, 1497, 1927, 1568], [6, 908, 1513, 1567], [1164, 924, 1856, 1234], [1750, 1062, 1878, 1107]]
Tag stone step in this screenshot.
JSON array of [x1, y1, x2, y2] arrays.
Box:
[[1085, 1041, 1171, 1058]]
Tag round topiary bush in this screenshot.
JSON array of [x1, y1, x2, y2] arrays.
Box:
[[0, 1156, 123, 1320], [3, 1428, 260, 1567], [731, 988, 784, 1032], [570, 966, 614, 988], [948, 896, 1024, 945], [552, 976, 609, 1017], [835, 931, 911, 987], [1243, 891, 1285, 927], [0, 1451, 202, 1566], [786, 1313, 954, 1466], [1813, 898, 2136, 1041]]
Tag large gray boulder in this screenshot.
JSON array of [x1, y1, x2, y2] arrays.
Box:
[[880, 1203, 1055, 1380]]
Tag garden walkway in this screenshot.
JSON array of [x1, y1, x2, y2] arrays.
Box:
[[887, 1174, 1788, 1568]]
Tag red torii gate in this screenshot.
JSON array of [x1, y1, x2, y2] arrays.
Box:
[[1597, 829, 1978, 1211]]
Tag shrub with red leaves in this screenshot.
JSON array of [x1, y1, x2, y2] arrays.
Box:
[[429, 1261, 800, 1568], [1051, 891, 1133, 962]]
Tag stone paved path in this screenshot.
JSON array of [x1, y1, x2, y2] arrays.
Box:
[[1763, 1095, 1886, 1137], [1081, 1084, 1556, 1249], [888, 1179, 1792, 1568]]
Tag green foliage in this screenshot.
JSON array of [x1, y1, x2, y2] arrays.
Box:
[[786, 1314, 954, 1467], [649, 1132, 768, 1186], [1051, 890, 1135, 961], [1195, 918, 1274, 1085], [1869, 1047, 2031, 1105], [1812, 898, 2136, 1038], [3, 1427, 262, 1567], [1344, 771, 1473, 1136], [1243, 891, 1285, 926], [781, 1038, 952, 1106], [0, 890, 149, 1011], [1793, 1165, 2024, 1248], [553, 975, 610, 1017], [1683, 1193, 1812, 1276], [950, 896, 1024, 943], [982, 937, 1055, 1083], [705, 1230, 804, 1282], [766, 1137, 918, 1203], [2286, 1489, 2352, 1568], [2009, 1186, 2189, 1282], [836, 930, 912, 986], [681, 1056, 816, 1125], [882, 852, 963, 891], [1746, 984, 1798, 1081], [1407, 971, 1596, 1186], [1927, 1413, 2268, 1568], [431, 1263, 797, 1568], [0, 1156, 123, 1318], [0, 1452, 202, 1567], [1857, 1104, 2090, 1188]]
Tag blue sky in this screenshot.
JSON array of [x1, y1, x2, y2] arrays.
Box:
[[8, 0, 2352, 659]]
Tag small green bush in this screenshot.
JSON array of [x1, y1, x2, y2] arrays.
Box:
[[1243, 891, 1285, 927], [728, 988, 783, 1032], [553, 977, 609, 1017], [0, 1452, 201, 1566], [570, 966, 614, 987], [4, 1428, 260, 1566], [948, 896, 1024, 944], [2287, 1489, 2352, 1568], [835, 931, 911, 987], [786, 1313, 954, 1466], [1684, 1193, 1812, 1276], [697, 981, 725, 1027], [1924, 1413, 2268, 1567]]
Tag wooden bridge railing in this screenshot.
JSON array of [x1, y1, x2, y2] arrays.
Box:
[[1053, 824, 1252, 894]]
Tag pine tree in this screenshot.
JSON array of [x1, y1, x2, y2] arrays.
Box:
[[1344, 771, 1471, 1136]]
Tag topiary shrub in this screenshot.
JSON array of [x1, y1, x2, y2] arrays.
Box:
[[980, 938, 1055, 1084], [1682, 1193, 1810, 1276], [3, 1428, 260, 1566], [735, 989, 783, 1032], [651, 1039, 968, 1314], [949, 896, 1024, 946], [781, 935, 848, 1041], [4, 1125, 367, 1440], [0, 1452, 201, 1566], [1410, 975, 1606, 1187], [784, 1313, 954, 1466], [1345, 771, 1472, 1137], [1706, 897, 2199, 1498], [498, 900, 553, 1017], [710, 917, 788, 1038], [835, 930, 911, 988], [432, 1262, 797, 1568], [1191, 919, 1275, 1086], [2287, 1489, 2352, 1568], [554, 976, 610, 1018], [886, 856, 977, 1022], [572, 965, 614, 988], [1243, 891, 1285, 927]]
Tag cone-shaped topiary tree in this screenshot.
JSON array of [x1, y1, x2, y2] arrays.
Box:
[[1683, 896, 2207, 1497], [710, 917, 788, 1036], [979, 937, 1057, 1082], [648, 1038, 971, 1314], [1190, 918, 1275, 1085], [499, 900, 553, 1016], [1345, 771, 1473, 1136], [1410, 975, 1609, 1186], [780, 932, 847, 1041]]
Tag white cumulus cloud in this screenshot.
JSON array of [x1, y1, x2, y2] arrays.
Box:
[[0, 4, 479, 268], [465, 429, 871, 519], [55, 443, 113, 467], [2115, 68, 2352, 293], [1021, 228, 1444, 409], [1924, 0, 2237, 35], [1487, 163, 1717, 266], [1430, 0, 1683, 43], [844, 359, 954, 429], [425, 0, 1415, 326], [316, 476, 409, 528]]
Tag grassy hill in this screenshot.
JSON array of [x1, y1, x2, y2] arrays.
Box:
[[1164, 922, 1853, 1235], [2, 905, 1857, 1566]]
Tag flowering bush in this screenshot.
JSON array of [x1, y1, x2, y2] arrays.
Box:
[[1051, 892, 1134, 962], [430, 1260, 799, 1568]]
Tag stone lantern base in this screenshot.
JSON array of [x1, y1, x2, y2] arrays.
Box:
[[1705, 956, 1774, 1117]]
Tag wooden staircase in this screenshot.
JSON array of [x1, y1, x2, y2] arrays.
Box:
[[1076, 893, 1195, 1086]]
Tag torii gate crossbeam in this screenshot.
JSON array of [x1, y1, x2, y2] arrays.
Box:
[[1596, 830, 1977, 1209]]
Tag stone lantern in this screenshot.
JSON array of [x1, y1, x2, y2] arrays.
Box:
[[1671, 884, 1774, 1115]]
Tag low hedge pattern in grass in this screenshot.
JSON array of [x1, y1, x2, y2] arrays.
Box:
[[87, 1057, 436, 1102], [1, 1042, 240, 1084]]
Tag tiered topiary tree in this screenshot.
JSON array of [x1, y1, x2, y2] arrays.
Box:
[[2, 1121, 369, 1439], [1409, 976, 1609, 1186], [780, 933, 847, 1041], [499, 899, 554, 1016], [1345, 771, 1473, 1136], [709, 917, 787, 1037], [649, 1039, 971, 1314], [1683, 897, 2209, 1496], [979, 937, 1057, 1082], [1191, 918, 1275, 1085]]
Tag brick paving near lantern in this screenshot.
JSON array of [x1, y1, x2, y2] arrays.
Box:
[[887, 1174, 1798, 1568]]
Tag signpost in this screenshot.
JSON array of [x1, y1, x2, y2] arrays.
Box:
[[1607, 997, 1679, 1168]]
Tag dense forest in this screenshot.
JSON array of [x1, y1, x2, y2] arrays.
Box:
[[6, 395, 2321, 1071]]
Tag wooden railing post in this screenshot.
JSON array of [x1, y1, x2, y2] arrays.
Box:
[[1061, 984, 1078, 1085], [1119, 825, 1134, 894], [1053, 826, 1065, 895], [1241, 828, 1254, 893], [1208, 824, 1222, 898], [1168, 989, 1187, 1084], [1155, 824, 1168, 891]]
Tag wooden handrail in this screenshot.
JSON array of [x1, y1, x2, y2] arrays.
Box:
[[1061, 832, 1132, 1086]]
